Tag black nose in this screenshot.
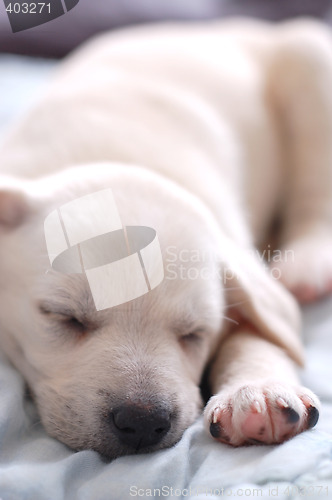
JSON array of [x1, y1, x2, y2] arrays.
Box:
[[110, 404, 171, 450]]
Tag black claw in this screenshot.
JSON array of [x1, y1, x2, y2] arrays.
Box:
[[209, 422, 230, 442], [282, 407, 300, 424], [210, 422, 221, 438], [307, 406, 319, 429]]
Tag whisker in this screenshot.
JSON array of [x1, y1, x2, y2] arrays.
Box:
[[222, 315, 240, 326], [224, 299, 251, 310]]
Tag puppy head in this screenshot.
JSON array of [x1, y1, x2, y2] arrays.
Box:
[[0, 164, 225, 459], [0, 163, 303, 459]]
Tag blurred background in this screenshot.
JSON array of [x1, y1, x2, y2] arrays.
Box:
[[1, 0, 332, 136], [1, 0, 332, 58]]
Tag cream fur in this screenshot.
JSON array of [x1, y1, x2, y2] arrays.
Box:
[[0, 18, 330, 455]]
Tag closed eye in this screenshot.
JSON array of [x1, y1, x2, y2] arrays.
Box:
[[171, 319, 206, 346], [179, 329, 204, 347], [61, 315, 87, 333], [180, 332, 201, 342], [38, 303, 91, 336]]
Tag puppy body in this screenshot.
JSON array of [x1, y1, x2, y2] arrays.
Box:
[[0, 18, 330, 455]]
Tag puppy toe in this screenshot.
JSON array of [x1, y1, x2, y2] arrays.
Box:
[[208, 405, 232, 444], [298, 393, 320, 429]]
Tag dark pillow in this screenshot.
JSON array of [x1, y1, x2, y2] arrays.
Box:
[[0, 0, 331, 58]]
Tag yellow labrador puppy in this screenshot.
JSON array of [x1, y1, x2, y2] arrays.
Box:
[[0, 18, 330, 458]]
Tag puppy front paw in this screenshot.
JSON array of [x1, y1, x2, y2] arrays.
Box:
[[204, 383, 320, 446]]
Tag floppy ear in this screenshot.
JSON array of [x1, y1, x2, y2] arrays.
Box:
[[0, 176, 31, 228], [221, 239, 304, 366]]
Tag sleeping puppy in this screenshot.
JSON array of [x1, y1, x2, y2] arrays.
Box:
[[0, 18, 330, 458]]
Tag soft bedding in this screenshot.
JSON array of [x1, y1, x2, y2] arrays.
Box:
[[0, 55, 332, 500]]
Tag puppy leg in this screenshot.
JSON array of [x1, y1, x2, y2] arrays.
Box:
[[204, 329, 320, 446], [268, 21, 332, 302]]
